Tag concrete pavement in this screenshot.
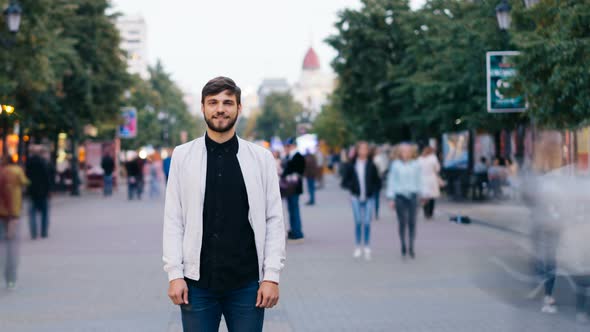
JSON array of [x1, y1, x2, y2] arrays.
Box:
[[0, 176, 585, 331]]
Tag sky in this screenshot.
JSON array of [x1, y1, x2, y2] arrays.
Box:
[[111, 0, 427, 96]]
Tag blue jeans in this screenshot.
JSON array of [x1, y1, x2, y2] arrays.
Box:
[[29, 198, 49, 239], [351, 197, 373, 246], [286, 194, 304, 239], [181, 280, 264, 332], [306, 177, 316, 204], [0, 219, 19, 284], [103, 175, 113, 196]]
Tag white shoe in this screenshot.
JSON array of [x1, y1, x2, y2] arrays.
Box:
[[353, 247, 362, 258], [541, 304, 557, 314], [543, 295, 556, 305], [364, 248, 372, 261], [6, 282, 16, 290]]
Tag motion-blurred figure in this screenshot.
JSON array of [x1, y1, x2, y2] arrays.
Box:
[[521, 132, 563, 314], [283, 138, 305, 243], [341, 141, 381, 261], [373, 146, 390, 220], [0, 156, 29, 289], [418, 146, 441, 220], [125, 156, 143, 200], [26, 146, 52, 239], [387, 143, 421, 259], [303, 149, 318, 206], [101, 150, 115, 197]]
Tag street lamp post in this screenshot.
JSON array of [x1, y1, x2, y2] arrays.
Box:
[[1, 105, 14, 157], [495, 0, 512, 31]]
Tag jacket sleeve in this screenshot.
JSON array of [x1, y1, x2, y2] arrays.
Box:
[[385, 162, 396, 200], [162, 147, 185, 281], [262, 151, 286, 284]]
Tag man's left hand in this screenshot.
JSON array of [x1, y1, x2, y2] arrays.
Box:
[[256, 281, 279, 308]]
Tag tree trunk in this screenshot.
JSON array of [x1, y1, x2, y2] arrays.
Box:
[[70, 121, 81, 196]]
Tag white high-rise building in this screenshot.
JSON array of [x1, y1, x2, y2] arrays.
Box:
[[116, 15, 149, 79]]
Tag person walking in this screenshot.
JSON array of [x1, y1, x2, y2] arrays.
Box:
[[101, 151, 115, 197], [303, 149, 318, 206], [341, 141, 381, 261], [386, 143, 421, 259], [125, 156, 142, 200], [25, 146, 52, 239], [147, 156, 162, 199], [163, 77, 286, 332], [418, 146, 441, 220], [0, 156, 29, 289], [282, 138, 305, 243], [373, 146, 390, 220], [163, 150, 172, 184]]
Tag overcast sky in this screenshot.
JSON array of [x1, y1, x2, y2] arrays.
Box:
[[111, 0, 427, 96]]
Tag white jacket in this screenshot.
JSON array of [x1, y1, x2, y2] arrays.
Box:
[[163, 136, 286, 283]]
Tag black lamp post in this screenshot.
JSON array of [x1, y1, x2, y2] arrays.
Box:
[[0, 1, 21, 158]]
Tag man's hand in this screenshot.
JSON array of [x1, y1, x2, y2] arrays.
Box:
[[168, 278, 188, 305], [256, 281, 279, 309], [389, 200, 395, 209]]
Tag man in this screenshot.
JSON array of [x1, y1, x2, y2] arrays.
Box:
[[303, 149, 318, 206], [25, 146, 52, 239], [163, 77, 286, 332], [283, 138, 305, 243], [100, 150, 115, 197], [125, 155, 142, 200]]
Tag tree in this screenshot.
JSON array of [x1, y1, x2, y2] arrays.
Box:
[[511, 0, 590, 128], [312, 96, 352, 147], [255, 92, 304, 141], [120, 62, 205, 150]]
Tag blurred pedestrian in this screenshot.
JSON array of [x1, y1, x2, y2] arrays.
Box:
[[315, 148, 325, 189], [163, 150, 172, 184], [341, 141, 381, 260], [26, 146, 52, 239], [488, 157, 508, 199], [146, 155, 162, 199], [101, 150, 115, 197], [521, 132, 565, 314], [386, 143, 421, 259], [163, 77, 285, 332], [418, 146, 441, 220], [473, 157, 489, 200], [272, 150, 282, 176], [373, 146, 390, 220], [0, 156, 29, 289], [304, 149, 318, 206], [283, 138, 305, 243], [125, 156, 142, 200]]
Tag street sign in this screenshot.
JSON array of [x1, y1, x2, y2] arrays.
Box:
[[119, 107, 137, 139], [486, 51, 526, 113]]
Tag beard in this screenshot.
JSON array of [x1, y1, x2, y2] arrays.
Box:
[[204, 112, 239, 133]]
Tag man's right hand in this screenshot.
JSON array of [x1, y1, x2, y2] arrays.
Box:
[[168, 278, 188, 305]]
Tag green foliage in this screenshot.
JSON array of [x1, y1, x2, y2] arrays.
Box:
[[254, 92, 304, 141], [312, 96, 353, 147], [120, 63, 205, 150], [325, 0, 587, 143], [511, 0, 590, 128]]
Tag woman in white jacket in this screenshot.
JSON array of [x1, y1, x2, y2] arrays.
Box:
[[417, 147, 441, 219]]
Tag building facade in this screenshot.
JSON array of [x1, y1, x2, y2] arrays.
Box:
[[116, 15, 149, 79]]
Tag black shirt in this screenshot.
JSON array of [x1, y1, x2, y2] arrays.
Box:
[[192, 134, 259, 291]]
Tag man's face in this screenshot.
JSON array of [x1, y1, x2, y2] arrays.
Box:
[[202, 91, 241, 133]]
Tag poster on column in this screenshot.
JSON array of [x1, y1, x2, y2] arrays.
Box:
[[486, 51, 527, 113], [119, 107, 137, 139]]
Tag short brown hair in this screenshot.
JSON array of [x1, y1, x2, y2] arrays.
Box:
[[201, 76, 241, 105]]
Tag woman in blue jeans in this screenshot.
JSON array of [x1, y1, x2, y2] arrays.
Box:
[[341, 141, 382, 261], [386, 144, 421, 259]]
